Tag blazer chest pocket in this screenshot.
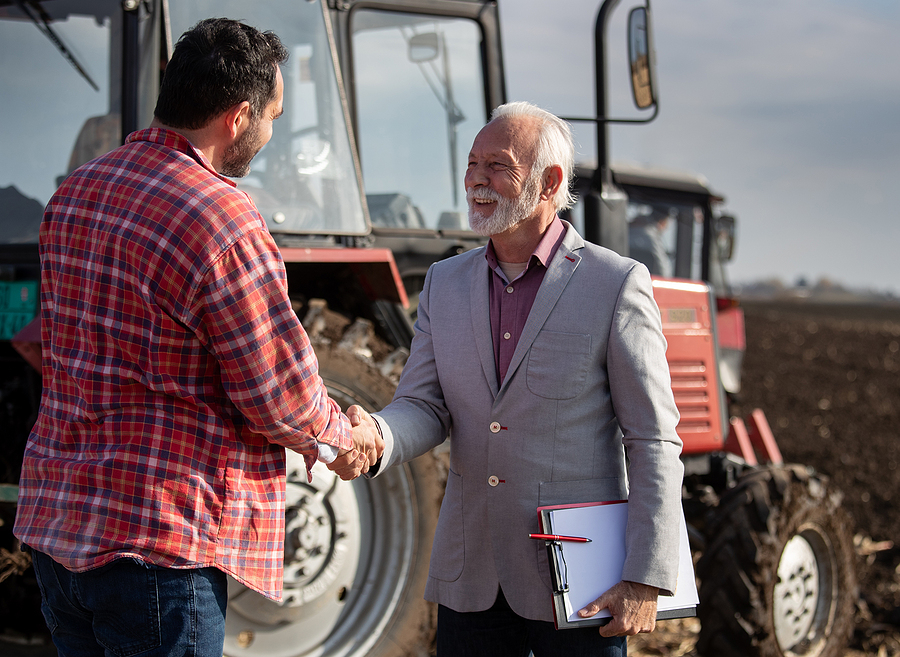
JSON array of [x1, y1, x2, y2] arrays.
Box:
[[526, 331, 591, 400]]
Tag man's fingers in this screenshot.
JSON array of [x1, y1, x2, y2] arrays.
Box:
[[326, 449, 368, 480], [597, 616, 628, 638], [577, 596, 605, 618], [340, 406, 383, 479], [347, 404, 364, 426], [342, 452, 366, 477], [349, 408, 383, 467], [335, 449, 359, 465], [365, 442, 379, 466], [587, 581, 658, 637]]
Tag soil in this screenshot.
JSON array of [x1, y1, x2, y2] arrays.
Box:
[[632, 298, 900, 657]]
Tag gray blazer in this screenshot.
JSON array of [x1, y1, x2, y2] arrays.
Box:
[[373, 222, 684, 622]]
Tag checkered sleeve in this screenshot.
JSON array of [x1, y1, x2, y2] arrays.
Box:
[[196, 227, 353, 471]]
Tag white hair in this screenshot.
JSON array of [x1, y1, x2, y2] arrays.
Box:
[[489, 101, 575, 211]]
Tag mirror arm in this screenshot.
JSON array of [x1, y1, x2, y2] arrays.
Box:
[[560, 104, 659, 126]]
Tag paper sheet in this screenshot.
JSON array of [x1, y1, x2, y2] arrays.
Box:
[[548, 501, 627, 622]]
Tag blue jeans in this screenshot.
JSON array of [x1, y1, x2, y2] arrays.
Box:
[[30, 550, 227, 657], [436, 588, 627, 657]]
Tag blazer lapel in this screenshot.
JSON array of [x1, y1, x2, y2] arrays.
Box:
[[470, 255, 500, 398], [499, 225, 584, 394]]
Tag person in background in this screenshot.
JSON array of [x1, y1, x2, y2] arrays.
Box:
[[628, 207, 673, 277], [15, 18, 380, 657], [336, 101, 683, 657]]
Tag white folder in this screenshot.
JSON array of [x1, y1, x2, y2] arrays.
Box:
[[536, 499, 698, 629]]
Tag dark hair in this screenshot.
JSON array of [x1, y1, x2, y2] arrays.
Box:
[[154, 18, 288, 130]]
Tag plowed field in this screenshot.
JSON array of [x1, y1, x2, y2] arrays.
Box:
[[633, 299, 900, 656]]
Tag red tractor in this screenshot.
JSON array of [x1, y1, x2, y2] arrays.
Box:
[[0, 1, 855, 656], [589, 163, 858, 657]]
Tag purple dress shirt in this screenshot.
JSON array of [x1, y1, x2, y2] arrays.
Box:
[[485, 217, 566, 384]]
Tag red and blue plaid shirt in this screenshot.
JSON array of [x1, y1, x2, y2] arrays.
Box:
[[14, 128, 352, 600]]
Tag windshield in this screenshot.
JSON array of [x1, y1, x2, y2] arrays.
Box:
[[0, 0, 121, 244], [350, 9, 487, 232], [3, 1, 479, 243], [167, 1, 367, 236]]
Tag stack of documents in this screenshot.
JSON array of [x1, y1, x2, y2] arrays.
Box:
[[536, 500, 698, 629]]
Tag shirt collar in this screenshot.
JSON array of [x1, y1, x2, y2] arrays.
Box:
[[126, 128, 237, 188], [485, 215, 566, 270]]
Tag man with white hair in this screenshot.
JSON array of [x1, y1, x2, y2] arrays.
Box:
[[339, 101, 684, 656]]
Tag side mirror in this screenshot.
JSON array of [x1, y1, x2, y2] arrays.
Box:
[[627, 7, 657, 110], [715, 215, 737, 261], [408, 32, 440, 63]]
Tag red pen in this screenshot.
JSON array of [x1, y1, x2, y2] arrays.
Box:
[[528, 533, 592, 543]]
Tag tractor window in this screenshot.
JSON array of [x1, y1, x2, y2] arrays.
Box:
[[167, 1, 368, 236], [350, 9, 487, 232], [0, 0, 120, 244], [626, 200, 704, 280]]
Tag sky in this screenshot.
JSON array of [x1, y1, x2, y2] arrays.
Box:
[[497, 0, 900, 295], [2, 1, 897, 294]]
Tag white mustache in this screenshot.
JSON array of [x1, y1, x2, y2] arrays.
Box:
[[467, 188, 502, 203]]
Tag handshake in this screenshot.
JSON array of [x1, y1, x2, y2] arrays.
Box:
[[326, 405, 384, 481]]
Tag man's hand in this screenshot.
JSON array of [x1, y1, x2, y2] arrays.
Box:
[[325, 405, 384, 481], [327, 448, 367, 481], [346, 405, 383, 466], [577, 580, 659, 637]]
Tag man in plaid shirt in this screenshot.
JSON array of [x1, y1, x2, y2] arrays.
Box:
[[14, 18, 380, 657]]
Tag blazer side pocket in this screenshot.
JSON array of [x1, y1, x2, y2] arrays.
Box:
[[526, 331, 591, 400], [428, 468, 465, 582]]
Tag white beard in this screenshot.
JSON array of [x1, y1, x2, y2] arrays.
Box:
[[467, 176, 543, 237]]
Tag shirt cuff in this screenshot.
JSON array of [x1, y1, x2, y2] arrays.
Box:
[[316, 441, 339, 464]]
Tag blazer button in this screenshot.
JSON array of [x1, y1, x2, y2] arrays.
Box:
[[490, 422, 501, 433], [488, 475, 499, 487]]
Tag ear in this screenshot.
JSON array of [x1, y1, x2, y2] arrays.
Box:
[[223, 101, 252, 140], [540, 165, 564, 202]]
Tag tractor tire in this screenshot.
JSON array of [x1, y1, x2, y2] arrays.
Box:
[[223, 304, 442, 657], [696, 464, 857, 657]]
